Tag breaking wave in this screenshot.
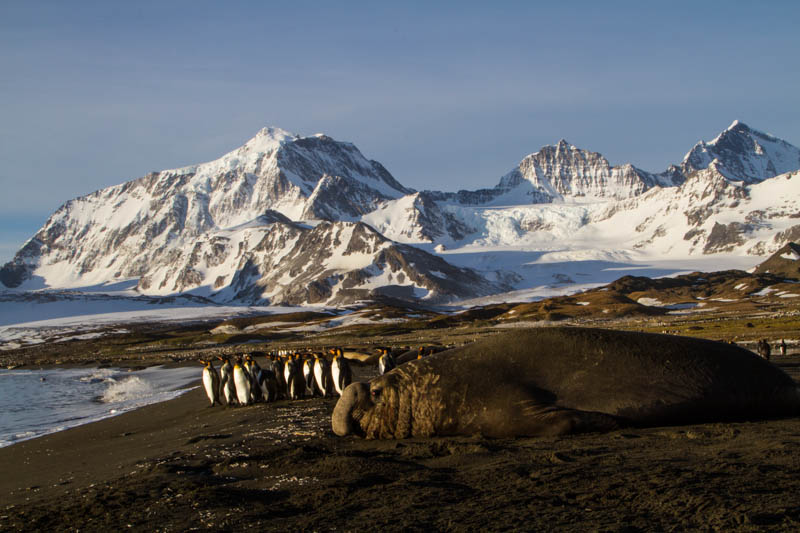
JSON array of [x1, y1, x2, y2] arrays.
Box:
[[0, 366, 198, 447], [100, 375, 157, 404]]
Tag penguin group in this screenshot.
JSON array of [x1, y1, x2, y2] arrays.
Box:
[[379, 345, 442, 368], [199, 348, 352, 407], [200, 345, 445, 407]]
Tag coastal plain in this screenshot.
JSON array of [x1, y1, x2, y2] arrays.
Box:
[[1, 285, 800, 531]]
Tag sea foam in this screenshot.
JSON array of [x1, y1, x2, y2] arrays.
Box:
[[101, 375, 156, 403]]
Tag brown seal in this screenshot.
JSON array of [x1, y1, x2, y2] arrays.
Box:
[[332, 327, 800, 439]]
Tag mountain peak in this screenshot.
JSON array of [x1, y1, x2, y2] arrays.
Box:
[[552, 139, 579, 152], [682, 120, 800, 183], [489, 137, 655, 202], [725, 119, 747, 132], [255, 126, 296, 139], [245, 126, 299, 151], [710, 120, 755, 146]]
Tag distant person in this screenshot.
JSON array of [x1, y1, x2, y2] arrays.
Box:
[[758, 339, 771, 361]]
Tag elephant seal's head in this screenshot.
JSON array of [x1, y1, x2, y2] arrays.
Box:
[[332, 363, 454, 439]]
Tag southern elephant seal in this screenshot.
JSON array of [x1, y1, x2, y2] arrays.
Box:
[[332, 327, 800, 439]]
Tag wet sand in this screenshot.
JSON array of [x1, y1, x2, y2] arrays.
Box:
[[3, 362, 800, 531]]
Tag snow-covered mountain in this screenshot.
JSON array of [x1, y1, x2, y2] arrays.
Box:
[[0, 128, 501, 304], [400, 140, 678, 211], [372, 121, 800, 251], [592, 165, 800, 256], [680, 120, 800, 183], [0, 129, 414, 297], [134, 218, 505, 305], [2, 121, 799, 305], [489, 139, 679, 203]]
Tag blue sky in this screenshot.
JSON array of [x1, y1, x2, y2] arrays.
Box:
[[1, 1, 799, 264]]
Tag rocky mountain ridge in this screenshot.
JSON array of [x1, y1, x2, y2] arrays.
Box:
[[680, 120, 800, 184], [377, 121, 800, 248], [2, 121, 799, 305]]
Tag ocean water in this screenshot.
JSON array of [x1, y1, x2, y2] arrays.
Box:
[[0, 366, 199, 447]]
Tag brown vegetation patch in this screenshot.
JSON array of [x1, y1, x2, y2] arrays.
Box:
[[218, 311, 336, 330]]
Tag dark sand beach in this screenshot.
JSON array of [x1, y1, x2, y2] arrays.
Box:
[[2, 358, 800, 532]]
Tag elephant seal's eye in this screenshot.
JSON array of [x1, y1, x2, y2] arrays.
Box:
[[371, 387, 382, 399]]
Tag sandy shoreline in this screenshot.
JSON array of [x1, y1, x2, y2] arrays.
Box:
[[3, 362, 800, 531]]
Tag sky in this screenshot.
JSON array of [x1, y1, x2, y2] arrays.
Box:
[[1, 1, 799, 264]]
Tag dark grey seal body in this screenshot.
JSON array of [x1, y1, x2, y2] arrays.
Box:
[[332, 327, 800, 439]]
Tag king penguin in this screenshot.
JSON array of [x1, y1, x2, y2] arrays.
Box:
[[218, 355, 237, 406], [314, 354, 333, 398], [378, 348, 396, 375], [331, 348, 352, 397], [233, 356, 251, 406], [244, 354, 263, 403], [273, 354, 287, 400], [303, 356, 317, 396], [258, 360, 279, 403], [285, 354, 305, 400], [200, 359, 220, 407]]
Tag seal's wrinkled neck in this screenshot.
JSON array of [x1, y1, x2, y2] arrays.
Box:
[[332, 372, 416, 439]]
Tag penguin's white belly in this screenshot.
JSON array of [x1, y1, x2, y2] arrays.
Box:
[[224, 379, 235, 399], [202, 369, 216, 404], [221, 371, 235, 404], [233, 368, 250, 405], [314, 364, 325, 395], [331, 361, 342, 395]]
